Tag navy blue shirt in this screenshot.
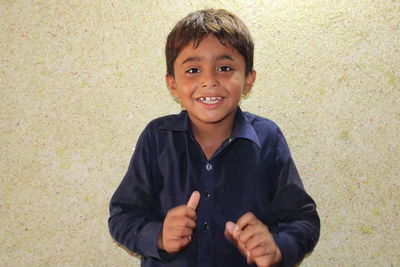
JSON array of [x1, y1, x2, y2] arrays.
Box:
[[109, 108, 320, 267]]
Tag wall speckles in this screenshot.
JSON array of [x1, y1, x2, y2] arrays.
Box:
[[1, 1, 399, 266]]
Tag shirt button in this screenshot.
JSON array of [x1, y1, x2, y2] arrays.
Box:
[[205, 163, 212, 171], [205, 191, 210, 198], [203, 222, 210, 232]]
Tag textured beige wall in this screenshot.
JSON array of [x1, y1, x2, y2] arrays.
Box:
[[1, 0, 399, 266]]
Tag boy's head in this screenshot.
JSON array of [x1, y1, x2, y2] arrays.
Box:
[[165, 9, 254, 77]]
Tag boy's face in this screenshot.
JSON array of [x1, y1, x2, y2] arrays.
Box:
[[167, 35, 256, 128]]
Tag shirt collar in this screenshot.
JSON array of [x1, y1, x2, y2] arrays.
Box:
[[159, 107, 261, 149], [231, 107, 261, 149], [158, 110, 192, 132]]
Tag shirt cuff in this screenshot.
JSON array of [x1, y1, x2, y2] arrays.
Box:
[[272, 231, 299, 267], [139, 221, 177, 262]]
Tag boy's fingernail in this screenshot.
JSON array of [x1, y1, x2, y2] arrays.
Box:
[[247, 250, 251, 264]]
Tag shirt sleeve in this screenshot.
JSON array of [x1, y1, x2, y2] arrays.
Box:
[[108, 125, 168, 261], [269, 127, 320, 267]]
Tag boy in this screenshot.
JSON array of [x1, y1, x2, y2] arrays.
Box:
[[109, 9, 319, 267]]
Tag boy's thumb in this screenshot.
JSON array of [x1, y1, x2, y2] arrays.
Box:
[[187, 191, 200, 210]]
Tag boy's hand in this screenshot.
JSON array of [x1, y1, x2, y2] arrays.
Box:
[[157, 191, 200, 253], [225, 212, 282, 267]]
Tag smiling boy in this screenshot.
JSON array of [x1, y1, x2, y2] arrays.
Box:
[[167, 34, 255, 160], [109, 9, 320, 267]]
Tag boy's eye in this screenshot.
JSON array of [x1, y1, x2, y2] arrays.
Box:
[[218, 66, 232, 72], [187, 68, 200, 74]]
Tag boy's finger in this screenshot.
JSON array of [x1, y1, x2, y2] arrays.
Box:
[[186, 191, 200, 210], [225, 221, 236, 239], [225, 222, 243, 250], [225, 221, 235, 234], [247, 250, 251, 265], [236, 212, 258, 229], [233, 224, 242, 239], [238, 224, 256, 243]]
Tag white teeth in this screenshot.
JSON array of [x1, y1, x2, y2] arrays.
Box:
[[198, 96, 222, 104]]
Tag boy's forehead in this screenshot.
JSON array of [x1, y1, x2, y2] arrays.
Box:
[[176, 35, 241, 62]]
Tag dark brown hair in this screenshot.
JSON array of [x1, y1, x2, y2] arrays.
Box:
[[165, 9, 254, 77]]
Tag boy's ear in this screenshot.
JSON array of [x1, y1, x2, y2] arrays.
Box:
[[166, 74, 179, 99], [243, 70, 256, 96]]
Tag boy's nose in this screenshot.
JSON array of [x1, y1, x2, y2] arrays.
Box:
[[201, 70, 219, 88]]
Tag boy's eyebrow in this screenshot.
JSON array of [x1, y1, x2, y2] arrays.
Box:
[[181, 56, 202, 65], [180, 54, 237, 65], [216, 54, 236, 61]]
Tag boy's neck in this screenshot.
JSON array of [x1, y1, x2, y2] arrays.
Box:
[[189, 109, 237, 160]]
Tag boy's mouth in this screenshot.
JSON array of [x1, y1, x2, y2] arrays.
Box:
[[197, 96, 223, 104]]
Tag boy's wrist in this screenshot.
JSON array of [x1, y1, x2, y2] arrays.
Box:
[[271, 246, 282, 266]]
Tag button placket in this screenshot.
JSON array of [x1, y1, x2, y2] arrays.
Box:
[[201, 161, 213, 234], [202, 222, 210, 232], [205, 162, 212, 171], [204, 162, 213, 201]]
